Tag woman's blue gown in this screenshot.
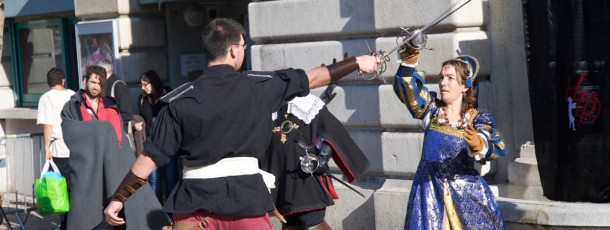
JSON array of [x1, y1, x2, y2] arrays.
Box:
[[393, 65, 507, 229]]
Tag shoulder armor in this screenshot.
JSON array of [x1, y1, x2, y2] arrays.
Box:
[[160, 82, 194, 103]]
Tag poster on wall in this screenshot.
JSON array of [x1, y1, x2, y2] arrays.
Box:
[[75, 20, 120, 89], [180, 54, 205, 82]]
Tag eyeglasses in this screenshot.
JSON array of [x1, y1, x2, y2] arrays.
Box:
[[234, 43, 247, 50], [140, 82, 150, 87]]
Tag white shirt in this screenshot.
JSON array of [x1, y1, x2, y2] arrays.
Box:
[[37, 89, 75, 158]]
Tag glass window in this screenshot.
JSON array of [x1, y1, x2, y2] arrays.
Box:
[[10, 19, 76, 107], [18, 25, 63, 94]]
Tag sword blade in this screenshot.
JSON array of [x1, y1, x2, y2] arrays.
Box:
[[383, 0, 473, 59], [328, 174, 365, 198]]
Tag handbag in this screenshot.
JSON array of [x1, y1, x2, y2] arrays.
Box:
[[35, 160, 70, 216]]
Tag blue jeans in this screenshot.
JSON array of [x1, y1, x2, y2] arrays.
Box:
[[149, 154, 180, 203]]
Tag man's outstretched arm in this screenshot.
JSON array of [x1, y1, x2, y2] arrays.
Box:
[[307, 55, 379, 89]]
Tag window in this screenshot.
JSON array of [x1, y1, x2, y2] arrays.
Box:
[[9, 18, 77, 107]]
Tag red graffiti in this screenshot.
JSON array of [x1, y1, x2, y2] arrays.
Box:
[[566, 72, 601, 125]]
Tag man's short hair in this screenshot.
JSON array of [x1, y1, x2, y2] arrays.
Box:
[[201, 18, 246, 61], [85, 65, 108, 97], [96, 59, 113, 76], [47, 68, 65, 87]]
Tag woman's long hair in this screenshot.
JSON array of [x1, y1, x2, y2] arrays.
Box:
[[140, 70, 164, 101]]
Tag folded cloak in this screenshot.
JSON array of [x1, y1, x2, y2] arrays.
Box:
[[62, 118, 171, 229]]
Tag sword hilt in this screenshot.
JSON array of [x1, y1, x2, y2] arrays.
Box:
[[357, 0, 472, 82], [358, 41, 389, 83]]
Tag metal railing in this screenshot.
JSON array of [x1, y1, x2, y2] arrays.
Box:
[[0, 133, 45, 230]]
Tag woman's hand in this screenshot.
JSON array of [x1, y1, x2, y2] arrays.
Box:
[[400, 46, 419, 65]]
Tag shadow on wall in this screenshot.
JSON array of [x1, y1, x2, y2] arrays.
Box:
[[340, 194, 375, 229], [339, 0, 375, 36]]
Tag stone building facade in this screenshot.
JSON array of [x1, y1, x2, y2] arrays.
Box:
[[8, 0, 600, 229]]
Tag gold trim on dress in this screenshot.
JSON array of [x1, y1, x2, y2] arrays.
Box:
[[442, 180, 463, 230], [400, 76, 431, 119], [429, 109, 479, 137], [429, 122, 464, 138]]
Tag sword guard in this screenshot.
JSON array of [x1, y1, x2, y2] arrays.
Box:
[[359, 41, 389, 83], [398, 27, 428, 52]]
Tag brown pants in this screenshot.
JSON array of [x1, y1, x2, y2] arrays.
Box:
[[164, 210, 272, 230]]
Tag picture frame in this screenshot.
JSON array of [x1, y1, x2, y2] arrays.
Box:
[[75, 19, 121, 89]]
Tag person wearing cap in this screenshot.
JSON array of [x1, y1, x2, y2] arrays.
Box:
[[393, 46, 507, 229]]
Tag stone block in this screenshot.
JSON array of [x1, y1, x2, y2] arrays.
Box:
[[75, 0, 119, 19], [374, 0, 485, 34], [3, 119, 40, 135], [376, 31, 490, 80], [118, 0, 163, 15], [374, 179, 411, 229], [118, 17, 166, 50], [250, 39, 378, 83], [0, 62, 13, 87], [310, 84, 380, 127], [497, 197, 610, 227], [325, 176, 382, 229], [323, 129, 383, 175], [118, 51, 167, 83], [492, 184, 548, 201], [248, 0, 485, 42], [378, 84, 439, 128], [477, 79, 494, 113], [248, 0, 375, 42], [0, 89, 15, 110], [380, 132, 423, 176], [519, 141, 536, 159], [508, 158, 541, 186]]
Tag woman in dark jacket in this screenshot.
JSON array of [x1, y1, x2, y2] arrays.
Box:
[[138, 70, 178, 203]]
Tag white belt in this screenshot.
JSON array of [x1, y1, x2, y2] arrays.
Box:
[[182, 157, 275, 189]]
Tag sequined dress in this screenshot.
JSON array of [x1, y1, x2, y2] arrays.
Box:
[[393, 65, 506, 229]]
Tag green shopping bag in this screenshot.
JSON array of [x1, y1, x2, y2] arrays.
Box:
[[35, 160, 70, 216]]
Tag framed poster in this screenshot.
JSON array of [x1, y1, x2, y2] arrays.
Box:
[[75, 20, 120, 89]]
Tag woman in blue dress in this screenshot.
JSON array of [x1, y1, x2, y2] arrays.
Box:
[[393, 46, 507, 229]]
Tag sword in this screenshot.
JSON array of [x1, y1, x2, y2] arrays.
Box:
[[384, 0, 472, 59], [328, 174, 365, 198], [358, 0, 473, 81]]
